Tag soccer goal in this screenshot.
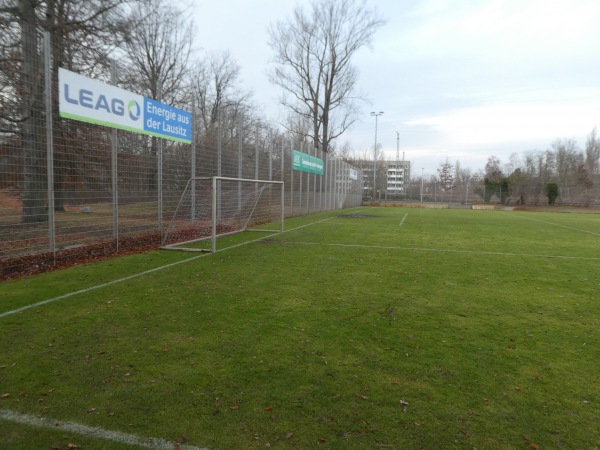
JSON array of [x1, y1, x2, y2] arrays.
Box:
[[161, 176, 284, 252]]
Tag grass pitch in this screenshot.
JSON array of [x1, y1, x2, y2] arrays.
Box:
[[1, 207, 599, 449]]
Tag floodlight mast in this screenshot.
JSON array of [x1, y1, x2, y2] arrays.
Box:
[[371, 111, 383, 199]]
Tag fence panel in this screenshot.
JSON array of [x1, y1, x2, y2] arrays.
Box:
[[0, 30, 362, 278]]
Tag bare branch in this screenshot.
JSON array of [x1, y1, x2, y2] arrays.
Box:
[[268, 0, 385, 153]]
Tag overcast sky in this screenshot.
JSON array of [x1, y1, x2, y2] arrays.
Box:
[[192, 0, 600, 176]]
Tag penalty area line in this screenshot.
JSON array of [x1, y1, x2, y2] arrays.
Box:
[[0, 409, 208, 450], [506, 212, 600, 237], [275, 241, 600, 261]]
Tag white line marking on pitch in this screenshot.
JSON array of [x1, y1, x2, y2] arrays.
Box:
[[0, 409, 208, 450], [507, 212, 600, 237], [0, 216, 335, 319], [276, 241, 600, 261], [399, 213, 408, 227]]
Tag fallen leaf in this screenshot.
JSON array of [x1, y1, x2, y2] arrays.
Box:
[[230, 405, 239, 410], [355, 394, 369, 401], [1, 393, 10, 398], [264, 407, 273, 411], [67, 444, 82, 449]]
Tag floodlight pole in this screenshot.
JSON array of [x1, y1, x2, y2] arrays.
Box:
[[371, 111, 383, 199]]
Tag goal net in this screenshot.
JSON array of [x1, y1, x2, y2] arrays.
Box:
[[161, 176, 284, 252]]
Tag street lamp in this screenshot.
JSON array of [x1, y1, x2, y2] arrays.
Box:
[[371, 111, 383, 199]]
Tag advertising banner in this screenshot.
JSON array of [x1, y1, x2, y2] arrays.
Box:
[[58, 68, 192, 144], [292, 150, 324, 175]]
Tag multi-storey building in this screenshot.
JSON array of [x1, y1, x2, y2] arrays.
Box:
[[385, 160, 411, 195], [357, 159, 411, 199]]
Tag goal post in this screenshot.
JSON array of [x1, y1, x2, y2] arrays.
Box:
[[161, 176, 284, 252]]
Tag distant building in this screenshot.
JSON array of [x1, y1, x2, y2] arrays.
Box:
[[356, 159, 411, 199], [385, 160, 411, 195]]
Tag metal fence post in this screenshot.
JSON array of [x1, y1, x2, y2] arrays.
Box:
[[44, 31, 56, 261], [268, 130, 273, 181], [157, 81, 163, 236], [290, 138, 294, 216], [238, 115, 243, 214], [110, 60, 119, 250], [255, 125, 259, 186], [191, 97, 196, 222]]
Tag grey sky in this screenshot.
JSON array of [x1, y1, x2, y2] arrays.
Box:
[[192, 0, 600, 175]]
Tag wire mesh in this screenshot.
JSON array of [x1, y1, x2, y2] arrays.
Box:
[[161, 177, 284, 252], [0, 29, 363, 278]]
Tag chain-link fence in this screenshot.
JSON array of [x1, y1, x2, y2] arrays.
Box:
[[399, 181, 600, 206], [0, 31, 362, 278]]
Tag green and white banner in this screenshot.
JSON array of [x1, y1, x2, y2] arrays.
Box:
[[292, 150, 324, 175]]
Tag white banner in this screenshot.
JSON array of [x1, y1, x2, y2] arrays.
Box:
[[59, 68, 191, 143]]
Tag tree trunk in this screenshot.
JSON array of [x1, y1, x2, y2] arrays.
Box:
[[20, 0, 47, 223]]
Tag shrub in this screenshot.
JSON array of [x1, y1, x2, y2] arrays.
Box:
[[546, 182, 559, 205]]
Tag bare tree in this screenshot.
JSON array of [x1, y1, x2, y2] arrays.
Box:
[[454, 160, 471, 191], [484, 155, 503, 182], [552, 138, 582, 196], [267, 0, 385, 154], [46, 0, 132, 212], [190, 50, 252, 143], [120, 0, 193, 192], [585, 127, 600, 181], [18, 0, 45, 222], [121, 0, 193, 104], [437, 158, 453, 190], [2, 0, 133, 220]]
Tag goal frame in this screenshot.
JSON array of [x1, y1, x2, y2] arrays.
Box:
[[161, 176, 285, 253]]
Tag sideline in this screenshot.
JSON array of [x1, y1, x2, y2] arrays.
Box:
[[399, 213, 408, 227], [0, 216, 336, 319], [0, 409, 207, 450]]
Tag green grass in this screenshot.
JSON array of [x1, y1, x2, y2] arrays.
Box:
[[1, 207, 599, 449]]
